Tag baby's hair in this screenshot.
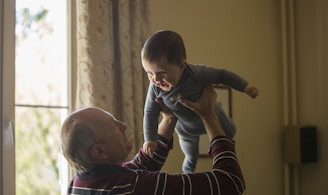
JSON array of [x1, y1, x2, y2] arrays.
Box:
[[142, 30, 186, 64]]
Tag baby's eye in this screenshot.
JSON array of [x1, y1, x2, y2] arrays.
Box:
[[157, 72, 167, 76]]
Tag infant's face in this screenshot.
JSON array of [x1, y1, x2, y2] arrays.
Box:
[[142, 57, 186, 91]]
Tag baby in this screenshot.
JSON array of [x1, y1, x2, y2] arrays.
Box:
[[141, 30, 258, 173]]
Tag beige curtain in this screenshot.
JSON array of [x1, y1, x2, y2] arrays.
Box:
[[73, 0, 150, 159]]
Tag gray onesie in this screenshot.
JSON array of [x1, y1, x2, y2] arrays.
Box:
[[143, 63, 248, 173]]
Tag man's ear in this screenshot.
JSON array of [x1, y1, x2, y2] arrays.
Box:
[[91, 144, 108, 159]]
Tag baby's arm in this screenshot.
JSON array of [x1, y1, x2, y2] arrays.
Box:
[[143, 98, 176, 156], [143, 85, 162, 156], [244, 83, 259, 99]]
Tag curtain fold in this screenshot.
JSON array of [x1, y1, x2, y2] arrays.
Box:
[[74, 0, 150, 158]]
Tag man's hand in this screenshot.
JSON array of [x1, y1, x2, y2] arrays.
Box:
[[155, 98, 176, 119], [179, 85, 217, 117], [179, 85, 227, 141]]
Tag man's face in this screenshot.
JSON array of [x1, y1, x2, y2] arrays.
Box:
[[86, 108, 133, 164], [142, 57, 186, 91]]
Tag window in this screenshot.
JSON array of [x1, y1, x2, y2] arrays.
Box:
[[15, 0, 70, 194]]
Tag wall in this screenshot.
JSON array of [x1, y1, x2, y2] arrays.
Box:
[[149, 0, 327, 195], [295, 0, 328, 194]]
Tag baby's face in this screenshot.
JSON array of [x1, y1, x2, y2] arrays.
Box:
[[142, 57, 186, 91]]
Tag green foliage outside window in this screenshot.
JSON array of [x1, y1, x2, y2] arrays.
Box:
[[15, 3, 67, 194], [15, 108, 61, 195]]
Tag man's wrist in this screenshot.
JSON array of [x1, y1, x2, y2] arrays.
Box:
[[158, 135, 173, 149], [199, 111, 216, 121], [201, 112, 226, 140], [158, 114, 177, 141]]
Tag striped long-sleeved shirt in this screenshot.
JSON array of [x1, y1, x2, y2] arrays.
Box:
[[67, 136, 245, 195]]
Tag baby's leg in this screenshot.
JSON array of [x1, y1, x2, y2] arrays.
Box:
[[177, 133, 200, 173], [215, 103, 236, 139]]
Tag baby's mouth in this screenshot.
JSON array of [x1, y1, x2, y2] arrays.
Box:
[[159, 82, 168, 88]]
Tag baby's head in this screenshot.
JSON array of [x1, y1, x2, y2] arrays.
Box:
[[141, 30, 186, 65]]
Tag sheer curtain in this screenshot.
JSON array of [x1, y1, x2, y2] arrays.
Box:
[[72, 0, 150, 157]]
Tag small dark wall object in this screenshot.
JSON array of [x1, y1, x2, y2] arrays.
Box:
[[283, 125, 317, 164]]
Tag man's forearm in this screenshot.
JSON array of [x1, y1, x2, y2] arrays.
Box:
[[200, 112, 226, 141], [158, 114, 177, 141], [122, 136, 172, 171]]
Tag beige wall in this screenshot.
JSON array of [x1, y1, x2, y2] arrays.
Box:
[[149, 0, 327, 195], [295, 0, 328, 195]]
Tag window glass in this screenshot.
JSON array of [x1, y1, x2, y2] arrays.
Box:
[[15, 0, 68, 194]]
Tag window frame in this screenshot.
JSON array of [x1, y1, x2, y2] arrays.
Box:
[[1, 0, 74, 194], [1, 0, 16, 194]]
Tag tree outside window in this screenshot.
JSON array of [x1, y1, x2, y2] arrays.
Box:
[[15, 0, 68, 194]]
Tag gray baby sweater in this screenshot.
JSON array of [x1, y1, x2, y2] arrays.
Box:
[[143, 63, 248, 141]]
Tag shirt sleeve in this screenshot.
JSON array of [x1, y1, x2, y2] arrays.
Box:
[[122, 135, 173, 171], [133, 137, 245, 195], [191, 64, 249, 92]]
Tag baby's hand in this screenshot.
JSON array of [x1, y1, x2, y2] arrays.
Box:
[[143, 141, 158, 156], [244, 84, 259, 99]]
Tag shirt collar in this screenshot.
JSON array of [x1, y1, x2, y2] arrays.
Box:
[[77, 164, 132, 178]]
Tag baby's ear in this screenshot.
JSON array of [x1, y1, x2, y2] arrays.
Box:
[[179, 60, 187, 68]]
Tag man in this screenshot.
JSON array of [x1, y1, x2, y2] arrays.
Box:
[[61, 86, 245, 194]]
